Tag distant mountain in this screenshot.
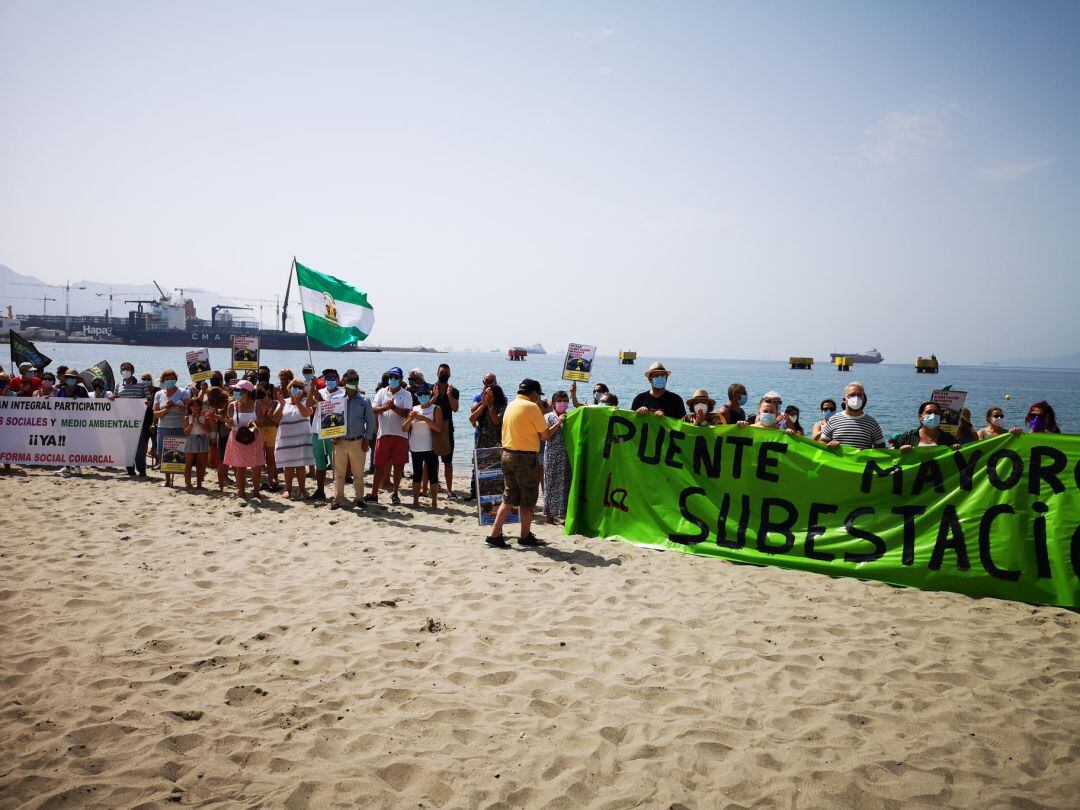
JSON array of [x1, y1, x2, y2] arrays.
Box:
[[0, 264, 283, 328], [997, 351, 1080, 370]]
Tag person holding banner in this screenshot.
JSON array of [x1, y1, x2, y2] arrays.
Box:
[[153, 370, 191, 487], [977, 407, 1023, 440], [820, 382, 886, 450], [892, 402, 959, 451], [56, 370, 89, 399], [329, 369, 376, 510], [632, 362, 687, 419], [811, 398, 838, 442], [543, 390, 573, 523], [1026, 401, 1061, 434], [224, 380, 266, 499], [683, 390, 724, 427]]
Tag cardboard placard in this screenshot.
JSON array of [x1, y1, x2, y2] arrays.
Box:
[[318, 398, 347, 440], [931, 389, 968, 436], [231, 336, 260, 371], [161, 435, 186, 473], [475, 446, 519, 526], [562, 343, 597, 383], [186, 348, 213, 383]]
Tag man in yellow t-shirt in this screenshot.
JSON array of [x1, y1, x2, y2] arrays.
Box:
[[486, 378, 565, 549]]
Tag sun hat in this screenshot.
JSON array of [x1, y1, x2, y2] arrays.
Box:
[[686, 389, 715, 409], [231, 380, 255, 392], [645, 361, 669, 379]]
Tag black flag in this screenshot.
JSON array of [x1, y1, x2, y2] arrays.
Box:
[[79, 359, 115, 392], [9, 329, 52, 374]]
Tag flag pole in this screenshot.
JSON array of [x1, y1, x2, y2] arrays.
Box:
[[295, 257, 316, 372]]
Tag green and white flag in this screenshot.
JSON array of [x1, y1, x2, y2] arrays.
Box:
[[295, 261, 375, 347]]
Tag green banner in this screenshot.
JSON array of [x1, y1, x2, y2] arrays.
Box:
[[564, 408, 1080, 607]]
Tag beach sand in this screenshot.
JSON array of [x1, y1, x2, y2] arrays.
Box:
[[1, 468, 1078, 808]]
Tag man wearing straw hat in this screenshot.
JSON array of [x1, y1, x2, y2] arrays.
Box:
[[631, 361, 687, 419]]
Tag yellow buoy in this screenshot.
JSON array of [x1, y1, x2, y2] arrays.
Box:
[[1005, 393, 1012, 400]]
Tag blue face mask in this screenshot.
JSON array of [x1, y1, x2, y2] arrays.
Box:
[[231, 390, 243, 400], [388, 377, 401, 389], [325, 380, 338, 391], [739, 394, 748, 406], [290, 387, 304, 397], [922, 413, 941, 429], [759, 412, 777, 427], [303, 373, 314, 381], [593, 392, 602, 404], [163, 380, 177, 390], [651, 376, 667, 389], [821, 409, 836, 420], [419, 394, 431, 405]]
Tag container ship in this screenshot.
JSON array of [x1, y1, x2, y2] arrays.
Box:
[[829, 348, 884, 364], [14, 282, 380, 352]]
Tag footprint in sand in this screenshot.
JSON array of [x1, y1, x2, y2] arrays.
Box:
[[225, 685, 269, 706]]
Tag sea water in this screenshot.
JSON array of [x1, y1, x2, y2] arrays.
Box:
[[24, 343, 1080, 469]]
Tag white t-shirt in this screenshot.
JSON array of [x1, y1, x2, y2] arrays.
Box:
[[408, 404, 437, 452], [373, 387, 412, 439], [311, 387, 346, 435]]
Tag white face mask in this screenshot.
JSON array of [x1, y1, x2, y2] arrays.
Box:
[[846, 395, 865, 411], [694, 402, 708, 415], [990, 415, 1005, 427]]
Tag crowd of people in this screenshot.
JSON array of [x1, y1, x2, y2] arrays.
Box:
[[0, 356, 1066, 549]]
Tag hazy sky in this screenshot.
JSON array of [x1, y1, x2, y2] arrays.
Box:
[[2, 1, 1078, 362]]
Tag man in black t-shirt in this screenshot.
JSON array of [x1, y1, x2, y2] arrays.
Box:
[[631, 361, 687, 419]]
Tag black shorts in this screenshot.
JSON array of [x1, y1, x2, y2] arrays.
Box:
[[411, 451, 439, 484]]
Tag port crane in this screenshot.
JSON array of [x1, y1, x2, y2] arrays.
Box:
[[5, 294, 57, 315], [13, 281, 86, 332]]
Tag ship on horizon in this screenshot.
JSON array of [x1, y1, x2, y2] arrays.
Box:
[[829, 348, 884, 364]]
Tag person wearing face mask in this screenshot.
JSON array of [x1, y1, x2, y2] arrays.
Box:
[[599, 392, 619, 408], [224, 380, 266, 498], [402, 382, 444, 509], [683, 390, 724, 427], [0, 372, 10, 397], [152, 369, 191, 487], [273, 376, 317, 499], [892, 402, 959, 451], [431, 364, 459, 498], [35, 373, 56, 398], [811, 399, 838, 442], [368, 366, 413, 505], [486, 379, 566, 548], [717, 383, 749, 425], [784, 405, 804, 436], [89, 377, 114, 400], [569, 381, 610, 408], [1025, 401, 1061, 434], [328, 369, 376, 509], [632, 362, 687, 419], [306, 368, 344, 501], [977, 407, 1023, 440], [820, 382, 886, 449], [542, 390, 574, 524], [254, 380, 281, 492], [739, 398, 797, 434], [55, 368, 89, 399]]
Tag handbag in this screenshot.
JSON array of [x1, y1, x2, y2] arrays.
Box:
[[432, 423, 452, 457], [235, 425, 256, 445]]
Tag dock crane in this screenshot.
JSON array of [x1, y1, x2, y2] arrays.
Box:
[[5, 294, 57, 315], [211, 304, 253, 328]]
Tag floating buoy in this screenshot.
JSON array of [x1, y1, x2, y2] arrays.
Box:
[[1005, 393, 1012, 400]]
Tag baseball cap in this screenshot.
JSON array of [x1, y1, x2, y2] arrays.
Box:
[[387, 366, 404, 378], [518, 378, 543, 396]]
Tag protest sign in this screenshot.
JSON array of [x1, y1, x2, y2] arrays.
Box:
[[562, 343, 597, 383], [0, 398, 144, 467], [161, 435, 186, 474], [563, 408, 1080, 607], [231, 336, 260, 371], [475, 446, 519, 526], [931, 389, 968, 436], [318, 398, 346, 440], [186, 348, 213, 383]]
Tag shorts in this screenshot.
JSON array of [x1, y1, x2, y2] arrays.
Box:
[[440, 428, 455, 465], [312, 434, 334, 471], [501, 450, 541, 508], [260, 426, 278, 447], [374, 435, 409, 467], [410, 451, 439, 484]]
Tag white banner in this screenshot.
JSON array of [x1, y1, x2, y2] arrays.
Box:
[[0, 398, 145, 467]]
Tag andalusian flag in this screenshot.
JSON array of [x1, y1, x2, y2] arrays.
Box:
[[295, 261, 375, 347]]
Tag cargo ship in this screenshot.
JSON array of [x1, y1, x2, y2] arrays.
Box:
[[829, 348, 884, 364], [13, 282, 380, 352]]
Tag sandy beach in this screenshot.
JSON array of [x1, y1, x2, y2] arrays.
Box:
[[1, 467, 1078, 809]]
